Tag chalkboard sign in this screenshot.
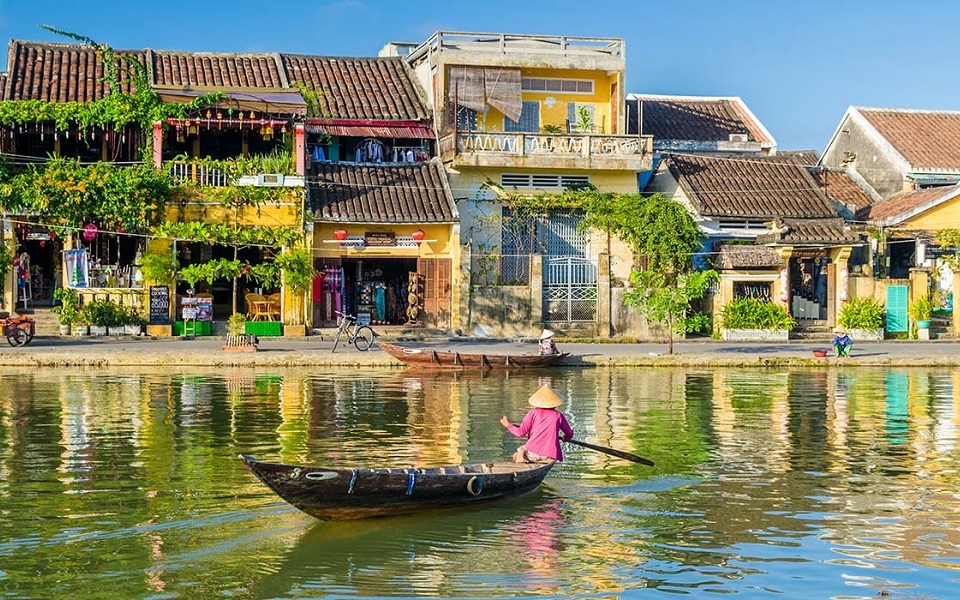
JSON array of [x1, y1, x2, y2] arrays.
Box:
[[149, 286, 171, 325]]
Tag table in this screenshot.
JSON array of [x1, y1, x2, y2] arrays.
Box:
[[251, 300, 275, 321]]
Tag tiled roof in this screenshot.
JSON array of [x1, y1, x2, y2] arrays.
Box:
[[5, 39, 144, 101], [151, 51, 287, 88], [859, 108, 960, 171], [666, 154, 838, 219], [779, 149, 819, 166], [809, 168, 874, 211], [4, 40, 430, 122], [755, 218, 861, 245], [309, 160, 457, 224], [715, 244, 783, 269], [627, 95, 772, 143], [282, 55, 429, 121], [856, 185, 959, 224]]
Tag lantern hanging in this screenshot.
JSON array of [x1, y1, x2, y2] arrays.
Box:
[[82, 223, 99, 242], [333, 228, 348, 241]]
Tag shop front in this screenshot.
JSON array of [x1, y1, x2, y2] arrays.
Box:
[[313, 225, 456, 330]]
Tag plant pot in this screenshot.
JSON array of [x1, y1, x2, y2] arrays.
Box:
[[59, 324, 72, 336], [916, 320, 931, 329], [89, 325, 108, 336], [125, 324, 144, 336], [72, 325, 90, 336]]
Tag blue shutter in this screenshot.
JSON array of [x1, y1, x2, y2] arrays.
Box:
[[886, 285, 908, 333]]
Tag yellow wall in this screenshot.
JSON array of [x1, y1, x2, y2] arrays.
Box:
[[164, 188, 303, 229], [902, 194, 960, 230], [471, 67, 620, 134], [312, 224, 457, 260]]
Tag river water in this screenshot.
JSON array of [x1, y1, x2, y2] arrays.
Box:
[[0, 366, 958, 599]]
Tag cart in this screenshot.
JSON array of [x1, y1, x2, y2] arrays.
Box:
[[2, 314, 35, 346]]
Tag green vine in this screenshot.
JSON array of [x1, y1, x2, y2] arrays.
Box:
[[153, 221, 302, 248]]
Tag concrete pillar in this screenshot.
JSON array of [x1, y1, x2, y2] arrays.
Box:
[[833, 247, 852, 326], [531, 253, 543, 330], [152, 121, 163, 168], [598, 252, 611, 338], [295, 123, 306, 176]]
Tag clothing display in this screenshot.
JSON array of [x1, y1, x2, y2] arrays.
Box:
[[354, 139, 385, 163]]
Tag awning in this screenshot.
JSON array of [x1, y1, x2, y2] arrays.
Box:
[[307, 119, 435, 139], [155, 87, 307, 115]]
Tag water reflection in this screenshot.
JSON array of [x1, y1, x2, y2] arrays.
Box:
[[0, 367, 957, 598]]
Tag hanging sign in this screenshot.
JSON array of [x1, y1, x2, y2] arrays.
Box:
[[149, 286, 171, 325], [64, 249, 89, 288], [364, 231, 396, 247]]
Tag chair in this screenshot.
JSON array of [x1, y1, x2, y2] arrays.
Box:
[[245, 293, 267, 321], [266, 293, 281, 321]]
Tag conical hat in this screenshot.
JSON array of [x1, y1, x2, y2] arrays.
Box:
[[528, 384, 564, 408], [539, 329, 555, 340]]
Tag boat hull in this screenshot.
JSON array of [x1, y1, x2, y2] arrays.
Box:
[[378, 342, 569, 370], [240, 455, 554, 520]]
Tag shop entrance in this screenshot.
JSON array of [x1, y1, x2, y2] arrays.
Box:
[[12, 226, 60, 309], [314, 258, 418, 327], [790, 256, 831, 321]]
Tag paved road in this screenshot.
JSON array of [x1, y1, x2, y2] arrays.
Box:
[[2, 334, 959, 368]]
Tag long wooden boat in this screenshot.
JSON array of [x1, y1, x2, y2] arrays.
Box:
[[241, 454, 554, 520], [378, 341, 569, 370]]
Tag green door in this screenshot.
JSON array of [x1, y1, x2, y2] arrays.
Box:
[[886, 285, 908, 333]]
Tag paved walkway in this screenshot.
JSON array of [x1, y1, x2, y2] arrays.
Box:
[[2, 334, 959, 368]]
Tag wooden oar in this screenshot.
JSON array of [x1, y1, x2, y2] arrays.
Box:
[[565, 438, 655, 467]]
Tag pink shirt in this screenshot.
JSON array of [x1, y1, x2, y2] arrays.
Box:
[[507, 407, 574, 460]]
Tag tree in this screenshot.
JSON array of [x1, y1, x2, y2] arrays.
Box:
[[580, 192, 715, 354]]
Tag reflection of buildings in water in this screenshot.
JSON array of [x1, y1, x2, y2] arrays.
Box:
[[506, 497, 566, 580]]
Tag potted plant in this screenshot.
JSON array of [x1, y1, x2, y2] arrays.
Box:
[[221, 312, 258, 352], [909, 295, 932, 329], [718, 297, 795, 341], [274, 248, 315, 336], [838, 297, 885, 340], [52, 287, 80, 335]]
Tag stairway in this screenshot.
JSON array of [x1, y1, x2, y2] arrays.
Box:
[[790, 320, 835, 341], [21, 307, 61, 336]]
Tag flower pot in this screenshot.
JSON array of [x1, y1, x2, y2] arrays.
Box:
[[72, 325, 90, 336], [59, 324, 72, 336], [89, 325, 108, 336], [916, 320, 931, 329]]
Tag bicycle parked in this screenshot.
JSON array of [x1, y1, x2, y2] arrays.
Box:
[[2, 314, 35, 347], [331, 311, 376, 352]]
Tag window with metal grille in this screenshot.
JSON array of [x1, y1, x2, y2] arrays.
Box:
[[522, 78, 594, 94], [500, 174, 591, 189], [456, 106, 478, 131], [504, 101, 540, 133]]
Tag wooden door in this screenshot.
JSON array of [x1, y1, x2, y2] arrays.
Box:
[[418, 258, 452, 329]]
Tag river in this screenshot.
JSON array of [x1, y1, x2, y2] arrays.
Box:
[[0, 366, 957, 599]]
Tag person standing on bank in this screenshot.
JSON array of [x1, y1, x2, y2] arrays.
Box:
[[538, 329, 560, 356], [501, 385, 574, 463]]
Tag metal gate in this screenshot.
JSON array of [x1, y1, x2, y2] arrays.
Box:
[[543, 256, 598, 323]]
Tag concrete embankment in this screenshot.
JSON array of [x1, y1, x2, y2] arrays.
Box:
[[1, 336, 959, 368]]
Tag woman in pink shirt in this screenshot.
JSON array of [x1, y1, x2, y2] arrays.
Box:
[[501, 385, 574, 463]]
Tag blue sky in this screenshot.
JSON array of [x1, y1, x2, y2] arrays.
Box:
[[1, 0, 958, 152]]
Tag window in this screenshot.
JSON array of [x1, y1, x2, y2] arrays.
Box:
[[500, 173, 591, 189], [522, 78, 594, 94], [456, 106, 478, 131], [567, 103, 596, 132], [504, 101, 540, 133]]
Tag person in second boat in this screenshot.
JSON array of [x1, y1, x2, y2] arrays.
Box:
[[501, 384, 574, 463], [538, 329, 560, 356]]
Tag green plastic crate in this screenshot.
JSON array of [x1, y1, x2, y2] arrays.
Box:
[[244, 321, 282, 336], [173, 320, 211, 336]]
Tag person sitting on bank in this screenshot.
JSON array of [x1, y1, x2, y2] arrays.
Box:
[[539, 329, 560, 356], [500, 384, 574, 463], [833, 327, 853, 357]]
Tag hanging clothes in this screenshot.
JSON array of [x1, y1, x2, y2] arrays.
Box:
[[312, 145, 326, 162], [374, 283, 387, 323]]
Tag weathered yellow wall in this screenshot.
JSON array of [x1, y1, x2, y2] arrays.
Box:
[[164, 188, 303, 228], [902, 195, 960, 230]]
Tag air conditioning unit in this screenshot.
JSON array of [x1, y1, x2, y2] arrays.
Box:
[[257, 173, 284, 187], [729, 133, 749, 142]]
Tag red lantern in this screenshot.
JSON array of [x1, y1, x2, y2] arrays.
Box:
[[82, 223, 98, 241], [411, 229, 425, 245], [333, 228, 348, 241]]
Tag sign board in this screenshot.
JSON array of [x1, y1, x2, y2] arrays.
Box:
[[149, 286, 171, 324], [196, 297, 213, 322], [364, 231, 396, 247]]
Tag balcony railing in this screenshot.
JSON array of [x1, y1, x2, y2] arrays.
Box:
[[442, 132, 652, 160], [168, 161, 232, 187]]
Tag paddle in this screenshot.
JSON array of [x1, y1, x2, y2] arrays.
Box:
[[565, 438, 655, 467]]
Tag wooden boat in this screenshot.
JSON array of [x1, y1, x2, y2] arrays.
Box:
[[240, 454, 554, 520], [378, 341, 569, 370]]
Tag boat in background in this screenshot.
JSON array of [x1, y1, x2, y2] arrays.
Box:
[[378, 341, 569, 370], [240, 454, 554, 520]]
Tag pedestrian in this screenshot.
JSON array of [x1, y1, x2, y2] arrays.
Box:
[[538, 329, 560, 356], [501, 384, 574, 463], [833, 326, 853, 357]]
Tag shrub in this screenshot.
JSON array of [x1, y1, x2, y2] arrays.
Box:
[[227, 312, 246, 337], [52, 288, 81, 326], [909, 295, 932, 322], [838, 298, 885, 330], [719, 297, 795, 330], [79, 299, 125, 327]]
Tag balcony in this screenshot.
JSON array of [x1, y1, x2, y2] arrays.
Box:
[[439, 131, 653, 171], [166, 160, 304, 188]]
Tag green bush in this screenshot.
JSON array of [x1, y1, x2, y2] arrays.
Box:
[[52, 288, 81, 325], [79, 299, 125, 327], [719, 297, 795, 330], [838, 297, 885, 330], [909, 295, 932, 322]]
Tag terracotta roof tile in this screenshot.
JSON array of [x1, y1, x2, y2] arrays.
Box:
[[755, 218, 861, 245], [667, 154, 838, 219], [809, 168, 874, 211], [283, 55, 428, 121], [628, 95, 771, 143], [309, 161, 457, 223], [151, 51, 286, 88], [856, 185, 958, 223], [716, 244, 783, 269], [859, 108, 960, 171], [5, 39, 143, 101]]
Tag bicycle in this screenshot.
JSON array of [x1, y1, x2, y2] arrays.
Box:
[[2, 314, 35, 347], [331, 311, 376, 352]]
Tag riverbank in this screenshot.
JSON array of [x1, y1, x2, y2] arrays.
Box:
[[2, 334, 960, 368]]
